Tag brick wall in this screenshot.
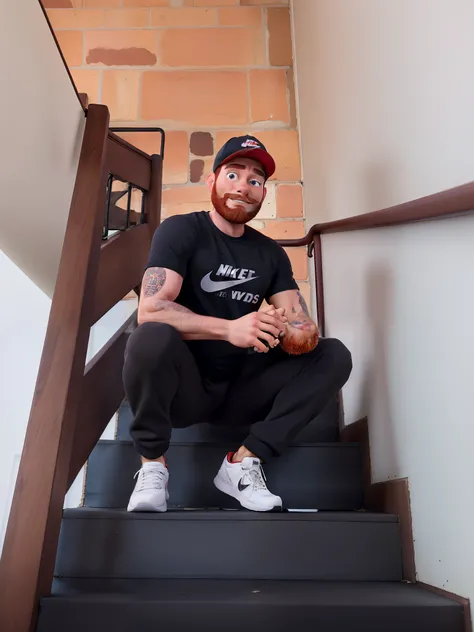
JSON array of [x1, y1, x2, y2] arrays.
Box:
[[43, 0, 309, 303]]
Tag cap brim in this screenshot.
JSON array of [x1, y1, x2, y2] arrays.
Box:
[[221, 148, 276, 178]]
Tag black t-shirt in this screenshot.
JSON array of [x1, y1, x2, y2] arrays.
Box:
[[146, 211, 299, 380]]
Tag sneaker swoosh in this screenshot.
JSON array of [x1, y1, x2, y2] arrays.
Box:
[[200, 272, 259, 293], [238, 480, 250, 492]]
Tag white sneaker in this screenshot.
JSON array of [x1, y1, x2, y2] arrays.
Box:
[[213, 453, 283, 512], [127, 462, 169, 512]]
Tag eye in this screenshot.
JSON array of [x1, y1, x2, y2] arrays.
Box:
[[226, 172, 238, 180], [250, 179, 262, 187]]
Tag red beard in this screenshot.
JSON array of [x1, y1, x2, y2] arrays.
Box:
[[211, 182, 262, 225], [280, 326, 319, 355]]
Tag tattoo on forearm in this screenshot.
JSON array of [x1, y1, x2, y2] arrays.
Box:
[[154, 299, 192, 314], [297, 291, 310, 316], [143, 268, 166, 297]]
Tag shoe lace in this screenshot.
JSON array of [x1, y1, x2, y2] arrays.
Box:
[[134, 467, 165, 492], [248, 461, 268, 491]]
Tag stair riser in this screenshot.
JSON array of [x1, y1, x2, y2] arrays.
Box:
[[37, 603, 464, 632], [55, 519, 402, 581], [85, 442, 363, 510], [116, 400, 340, 443]]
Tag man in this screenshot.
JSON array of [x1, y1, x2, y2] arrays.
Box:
[[123, 135, 352, 513]]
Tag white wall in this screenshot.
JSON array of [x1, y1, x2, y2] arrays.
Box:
[[292, 0, 474, 225], [0, 0, 85, 297], [0, 253, 52, 550], [291, 0, 474, 605], [322, 215, 474, 599], [0, 248, 138, 544]]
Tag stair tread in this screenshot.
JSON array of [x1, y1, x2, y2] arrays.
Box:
[[63, 508, 397, 522], [45, 578, 459, 608], [102, 439, 359, 448]]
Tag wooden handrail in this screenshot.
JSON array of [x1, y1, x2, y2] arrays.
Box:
[[279, 180, 474, 250], [0, 103, 163, 632], [277, 180, 474, 335]]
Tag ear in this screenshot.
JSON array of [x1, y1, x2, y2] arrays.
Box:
[[206, 172, 215, 192]]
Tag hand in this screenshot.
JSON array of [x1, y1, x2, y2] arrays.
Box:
[[281, 317, 319, 355], [227, 308, 287, 353]]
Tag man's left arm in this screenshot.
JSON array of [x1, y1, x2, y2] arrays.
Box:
[[269, 289, 319, 355]]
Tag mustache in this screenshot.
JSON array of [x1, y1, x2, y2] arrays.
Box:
[[224, 193, 259, 206]]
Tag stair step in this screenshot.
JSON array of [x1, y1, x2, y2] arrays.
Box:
[[84, 440, 363, 510], [37, 579, 464, 632], [55, 509, 402, 581], [116, 398, 340, 443]]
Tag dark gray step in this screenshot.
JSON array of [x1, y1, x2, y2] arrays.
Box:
[[37, 579, 464, 632], [116, 398, 339, 443], [84, 440, 363, 510], [55, 509, 402, 581]]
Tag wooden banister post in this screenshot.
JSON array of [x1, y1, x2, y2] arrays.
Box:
[[146, 153, 164, 237], [0, 104, 110, 632]]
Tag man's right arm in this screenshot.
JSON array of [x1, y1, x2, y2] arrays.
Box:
[[138, 267, 285, 353], [138, 266, 229, 341]]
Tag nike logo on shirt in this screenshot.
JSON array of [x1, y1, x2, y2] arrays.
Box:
[[200, 272, 259, 293]]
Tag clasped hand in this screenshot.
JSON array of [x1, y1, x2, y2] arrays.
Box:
[[227, 306, 287, 353]]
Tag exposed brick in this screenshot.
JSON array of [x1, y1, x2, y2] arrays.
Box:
[[83, 0, 121, 6], [194, 0, 238, 5], [190, 131, 214, 157], [150, 7, 217, 27], [86, 30, 157, 66], [117, 131, 189, 184], [261, 220, 304, 240], [160, 27, 265, 67], [249, 69, 289, 124], [276, 184, 303, 218], [162, 185, 212, 218], [142, 71, 248, 126], [285, 247, 308, 281], [70, 69, 101, 104], [102, 70, 140, 121], [123, 0, 167, 5], [241, 0, 288, 4], [248, 219, 265, 231], [287, 68, 297, 128], [190, 159, 205, 184], [252, 130, 301, 181], [267, 7, 292, 66], [56, 30, 83, 67], [47, 9, 104, 29], [218, 6, 262, 27], [104, 8, 149, 27], [43, 0, 73, 7], [191, 157, 214, 183], [163, 186, 210, 205], [258, 182, 276, 219]]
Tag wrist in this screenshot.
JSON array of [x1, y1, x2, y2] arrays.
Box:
[[222, 319, 231, 343]]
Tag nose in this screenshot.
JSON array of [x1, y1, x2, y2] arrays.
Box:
[[236, 176, 250, 195]]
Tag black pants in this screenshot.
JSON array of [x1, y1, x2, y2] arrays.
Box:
[[123, 322, 352, 462]]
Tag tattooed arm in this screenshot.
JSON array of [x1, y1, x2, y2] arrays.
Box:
[[268, 289, 319, 355], [138, 267, 286, 352], [138, 267, 229, 340]]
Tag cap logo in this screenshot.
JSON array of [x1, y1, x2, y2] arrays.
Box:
[[241, 139, 260, 149]]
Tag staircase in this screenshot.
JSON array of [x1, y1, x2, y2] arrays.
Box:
[[36, 401, 464, 631]]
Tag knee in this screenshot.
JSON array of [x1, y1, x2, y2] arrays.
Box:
[[320, 337, 353, 380], [124, 322, 181, 370]]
